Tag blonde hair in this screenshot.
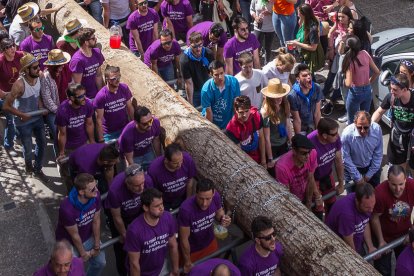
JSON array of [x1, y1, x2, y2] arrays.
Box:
[[274, 47, 295, 68]]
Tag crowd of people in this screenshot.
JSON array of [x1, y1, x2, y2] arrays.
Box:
[[1, 0, 414, 275]]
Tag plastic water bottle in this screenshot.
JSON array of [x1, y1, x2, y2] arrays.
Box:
[[109, 22, 122, 49]]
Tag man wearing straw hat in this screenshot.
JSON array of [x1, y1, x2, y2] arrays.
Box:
[[3, 52, 48, 179], [57, 18, 86, 57], [9, 2, 39, 46]]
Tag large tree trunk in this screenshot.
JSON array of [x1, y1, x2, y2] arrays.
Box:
[[40, 1, 380, 274]]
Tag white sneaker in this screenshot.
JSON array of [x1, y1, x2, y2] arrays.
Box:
[[338, 114, 348, 123]]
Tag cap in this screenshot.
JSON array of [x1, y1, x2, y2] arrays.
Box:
[[125, 164, 143, 177], [291, 134, 314, 150]]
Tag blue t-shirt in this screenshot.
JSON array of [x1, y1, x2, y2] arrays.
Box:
[[201, 75, 240, 129]]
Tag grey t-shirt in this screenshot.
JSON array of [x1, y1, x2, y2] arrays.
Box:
[[100, 0, 131, 19]]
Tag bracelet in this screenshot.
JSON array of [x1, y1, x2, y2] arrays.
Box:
[[267, 158, 273, 162]]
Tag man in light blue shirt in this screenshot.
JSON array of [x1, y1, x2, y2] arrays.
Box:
[[201, 60, 240, 129], [341, 111, 383, 192]]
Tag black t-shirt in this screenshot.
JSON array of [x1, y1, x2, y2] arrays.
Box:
[[381, 91, 414, 133], [180, 47, 214, 92]]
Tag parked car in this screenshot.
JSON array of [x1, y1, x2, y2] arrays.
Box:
[[371, 28, 414, 127]]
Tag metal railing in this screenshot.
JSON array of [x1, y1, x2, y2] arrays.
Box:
[[363, 235, 407, 261], [310, 181, 355, 208]]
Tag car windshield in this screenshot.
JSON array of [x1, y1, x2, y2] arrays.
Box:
[[382, 37, 414, 56]]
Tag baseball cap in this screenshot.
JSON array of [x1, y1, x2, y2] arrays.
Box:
[[291, 134, 314, 150]]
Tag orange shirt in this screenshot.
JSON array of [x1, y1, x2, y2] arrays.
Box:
[[272, 0, 295, 15]]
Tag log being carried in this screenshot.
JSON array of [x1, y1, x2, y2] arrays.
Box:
[[39, 0, 380, 274]]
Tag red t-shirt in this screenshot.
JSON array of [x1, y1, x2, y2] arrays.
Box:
[[0, 51, 24, 92], [225, 107, 263, 163], [374, 179, 414, 242]]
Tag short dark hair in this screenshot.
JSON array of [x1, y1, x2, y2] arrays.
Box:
[[77, 28, 96, 46], [209, 60, 225, 73], [141, 188, 163, 208], [317, 117, 339, 135], [0, 30, 10, 43], [134, 106, 151, 123], [104, 65, 120, 80], [234, 95, 251, 110], [392, 73, 410, 90], [66, 83, 85, 98], [196, 178, 215, 193], [74, 173, 95, 191], [294, 63, 309, 78], [355, 183, 375, 202], [251, 216, 273, 238], [159, 29, 173, 39], [99, 144, 120, 161], [189, 31, 202, 44], [0, 38, 14, 52], [353, 111, 371, 124], [232, 15, 248, 30], [164, 143, 182, 161], [387, 165, 406, 179], [210, 23, 224, 38]]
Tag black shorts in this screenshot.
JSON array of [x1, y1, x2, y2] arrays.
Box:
[[387, 130, 411, 165]]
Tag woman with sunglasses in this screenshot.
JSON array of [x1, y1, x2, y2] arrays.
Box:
[[399, 60, 414, 90]]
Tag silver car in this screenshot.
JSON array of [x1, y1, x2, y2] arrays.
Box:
[[371, 28, 414, 127]]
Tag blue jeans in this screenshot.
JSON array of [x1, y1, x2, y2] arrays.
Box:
[[193, 90, 201, 108], [272, 11, 297, 47], [44, 113, 58, 158], [0, 100, 16, 149], [15, 118, 45, 171], [88, 0, 103, 24], [346, 84, 372, 125], [239, 0, 252, 26], [73, 237, 106, 276], [133, 149, 156, 171], [158, 63, 175, 82]]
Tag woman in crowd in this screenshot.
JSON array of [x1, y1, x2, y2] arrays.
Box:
[[260, 78, 292, 176], [342, 35, 379, 124], [250, 0, 274, 64], [399, 60, 414, 89], [262, 47, 295, 85], [271, 0, 297, 47]]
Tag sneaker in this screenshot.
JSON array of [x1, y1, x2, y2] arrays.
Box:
[[25, 163, 34, 175], [321, 102, 334, 116], [338, 114, 348, 123], [33, 170, 51, 183], [5, 148, 18, 157]]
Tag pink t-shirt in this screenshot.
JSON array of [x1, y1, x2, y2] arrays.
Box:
[[349, 50, 371, 87], [275, 149, 317, 201]]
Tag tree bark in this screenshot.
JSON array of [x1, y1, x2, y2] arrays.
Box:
[[39, 0, 380, 274]]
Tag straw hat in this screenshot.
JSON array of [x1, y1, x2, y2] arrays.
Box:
[[43, 49, 71, 66], [15, 2, 39, 23], [63, 18, 87, 36], [261, 78, 291, 98], [20, 52, 40, 71]]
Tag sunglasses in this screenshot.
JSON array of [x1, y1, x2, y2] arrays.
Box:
[[356, 126, 369, 131], [191, 43, 203, 49], [108, 76, 121, 81], [88, 185, 98, 193], [88, 36, 97, 41], [74, 93, 86, 99], [33, 25, 45, 32], [139, 117, 153, 127], [238, 27, 249, 32], [257, 232, 276, 241], [161, 40, 172, 46], [3, 44, 16, 50], [297, 150, 311, 156], [138, 0, 148, 6], [327, 131, 338, 137], [30, 64, 40, 70]]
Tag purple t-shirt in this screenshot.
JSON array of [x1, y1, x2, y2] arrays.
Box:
[[177, 191, 222, 252], [55, 99, 94, 150], [69, 48, 105, 99], [68, 143, 106, 175], [186, 21, 227, 49], [238, 242, 283, 276], [127, 8, 160, 52], [325, 193, 371, 254], [396, 245, 414, 276], [189, 258, 241, 276], [307, 130, 342, 180], [55, 193, 101, 243], [119, 118, 161, 157], [161, 0, 193, 34], [94, 83, 132, 134], [104, 171, 154, 223], [19, 34, 54, 70], [144, 39, 181, 69], [147, 152, 197, 205], [223, 34, 260, 75], [124, 211, 177, 276], [33, 257, 85, 276]]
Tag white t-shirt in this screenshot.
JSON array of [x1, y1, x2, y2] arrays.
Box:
[[100, 0, 131, 20], [261, 61, 290, 84], [235, 69, 268, 109]]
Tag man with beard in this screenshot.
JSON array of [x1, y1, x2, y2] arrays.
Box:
[[238, 216, 283, 276], [178, 179, 231, 273], [3, 53, 48, 178], [33, 240, 85, 276], [104, 164, 154, 276], [94, 65, 134, 142], [69, 28, 105, 99], [118, 105, 162, 169], [161, 0, 193, 41], [127, 0, 160, 58], [124, 188, 179, 276], [0, 38, 24, 157], [225, 95, 266, 167], [55, 173, 106, 276], [147, 142, 197, 210], [180, 31, 214, 107], [223, 16, 261, 76], [20, 19, 54, 70], [288, 63, 322, 135], [370, 165, 414, 275]]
